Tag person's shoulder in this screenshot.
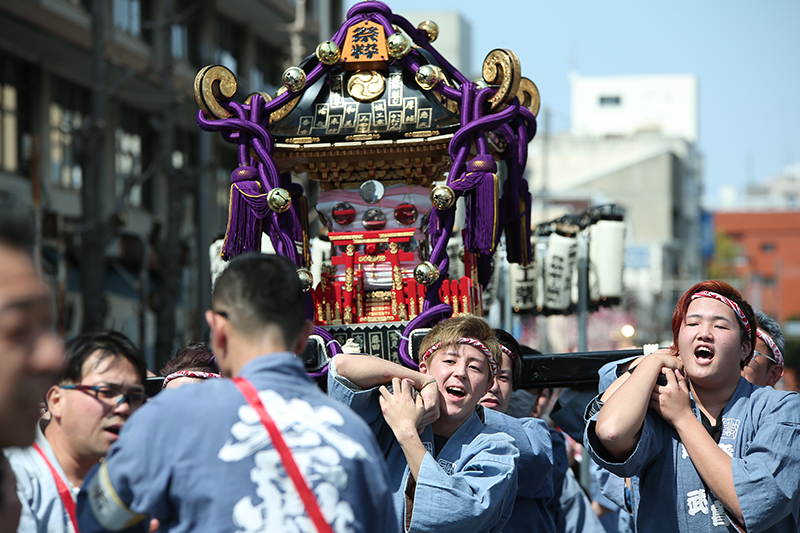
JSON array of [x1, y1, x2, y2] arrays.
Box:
[[520, 416, 550, 434], [126, 378, 237, 432], [310, 389, 377, 434], [153, 377, 235, 407], [483, 408, 534, 450], [470, 418, 520, 457], [749, 385, 800, 416], [4, 445, 45, 498], [3, 443, 35, 464], [483, 407, 519, 431]]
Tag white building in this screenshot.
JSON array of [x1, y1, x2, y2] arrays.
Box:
[[0, 0, 341, 367], [571, 73, 698, 142], [720, 163, 800, 211], [527, 73, 704, 343]]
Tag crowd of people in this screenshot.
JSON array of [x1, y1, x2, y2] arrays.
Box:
[[1, 193, 799, 533]]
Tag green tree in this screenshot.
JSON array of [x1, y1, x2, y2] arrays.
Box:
[[708, 230, 741, 281]]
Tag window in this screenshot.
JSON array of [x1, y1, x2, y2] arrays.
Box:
[[171, 23, 188, 60], [0, 54, 32, 176], [599, 95, 621, 106], [761, 242, 775, 252], [171, 0, 199, 62], [251, 41, 286, 92], [50, 76, 89, 189], [173, 128, 195, 171], [216, 17, 242, 76], [114, 0, 142, 36], [115, 106, 152, 208]]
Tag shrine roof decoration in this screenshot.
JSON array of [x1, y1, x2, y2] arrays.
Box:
[[194, 0, 541, 364]]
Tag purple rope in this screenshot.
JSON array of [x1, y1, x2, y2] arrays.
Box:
[[389, 14, 470, 86], [197, 0, 540, 324], [397, 303, 453, 367], [305, 325, 343, 378], [346, 1, 392, 18]]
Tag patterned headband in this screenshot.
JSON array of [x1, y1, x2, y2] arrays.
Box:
[[756, 329, 784, 366], [499, 345, 515, 360], [690, 290, 752, 338], [162, 370, 224, 389], [420, 338, 498, 376]]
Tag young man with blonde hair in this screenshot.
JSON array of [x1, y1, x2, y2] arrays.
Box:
[[329, 315, 519, 533]]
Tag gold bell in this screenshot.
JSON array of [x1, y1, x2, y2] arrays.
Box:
[[282, 67, 306, 93], [418, 20, 439, 42], [297, 268, 314, 292], [458, 248, 466, 263], [387, 33, 411, 59], [267, 188, 292, 213], [430, 185, 456, 210], [315, 41, 341, 65], [414, 261, 440, 286], [415, 65, 441, 91]]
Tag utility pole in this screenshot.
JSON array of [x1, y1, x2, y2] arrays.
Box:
[[154, 0, 187, 369], [577, 231, 589, 353], [80, 0, 110, 332], [538, 108, 551, 354], [540, 107, 550, 220], [195, 0, 214, 338]]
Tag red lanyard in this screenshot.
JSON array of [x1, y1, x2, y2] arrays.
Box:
[[232, 377, 334, 533], [32, 442, 80, 533]]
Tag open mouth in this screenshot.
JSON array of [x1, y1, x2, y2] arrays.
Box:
[[695, 346, 715, 362], [480, 397, 499, 407], [104, 426, 122, 438], [446, 386, 466, 399]]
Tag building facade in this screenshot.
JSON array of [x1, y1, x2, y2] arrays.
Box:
[[526, 73, 704, 344], [714, 211, 800, 323], [0, 0, 341, 366]]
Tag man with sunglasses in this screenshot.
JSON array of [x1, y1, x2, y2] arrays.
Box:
[[742, 310, 785, 388], [6, 330, 147, 533]]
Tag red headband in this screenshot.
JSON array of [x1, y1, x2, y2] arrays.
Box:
[[690, 290, 752, 338], [499, 345, 515, 360], [420, 338, 498, 376], [756, 329, 784, 366], [162, 370, 224, 389]]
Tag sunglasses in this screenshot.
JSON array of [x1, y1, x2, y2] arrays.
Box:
[[753, 350, 779, 365]]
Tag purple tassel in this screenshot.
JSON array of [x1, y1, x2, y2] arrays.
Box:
[[476, 253, 495, 290], [221, 167, 263, 260], [504, 188, 532, 265], [501, 165, 533, 265], [452, 155, 498, 255], [304, 291, 314, 322]]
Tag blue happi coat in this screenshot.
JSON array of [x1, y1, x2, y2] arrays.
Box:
[[77, 353, 396, 533], [585, 376, 800, 532], [328, 359, 519, 533], [482, 408, 555, 533]]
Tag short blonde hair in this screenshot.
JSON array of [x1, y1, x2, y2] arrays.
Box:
[[419, 316, 503, 382]]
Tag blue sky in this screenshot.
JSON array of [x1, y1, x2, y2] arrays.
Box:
[[345, 0, 800, 207]]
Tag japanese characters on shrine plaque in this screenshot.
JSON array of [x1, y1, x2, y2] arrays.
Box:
[[341, 20, 389, 70]]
